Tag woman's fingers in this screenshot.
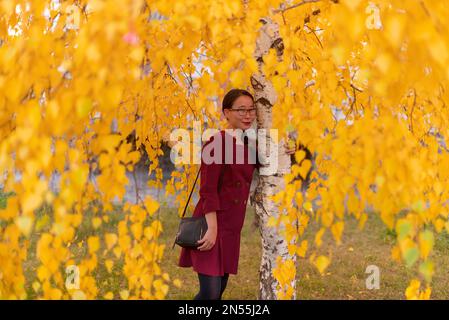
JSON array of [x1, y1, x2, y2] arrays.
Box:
[[284, 145, 296, 154], [197, 229, 217, 250], [197, 239, 214, 251], [197, 238, 208, 249]]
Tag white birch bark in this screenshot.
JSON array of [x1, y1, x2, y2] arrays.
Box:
[[250, 17, 297, 300]]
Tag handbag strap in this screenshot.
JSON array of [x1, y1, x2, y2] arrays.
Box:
[[171, 167, 201, 250], [180, 167, 201, 218], [172, 149, 228, 249]]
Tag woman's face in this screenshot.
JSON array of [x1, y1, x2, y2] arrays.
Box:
[[223, 95, 256, 130]]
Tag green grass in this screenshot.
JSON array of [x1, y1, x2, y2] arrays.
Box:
[[2, 186, 447, 299], [162, 206, 449, 299]]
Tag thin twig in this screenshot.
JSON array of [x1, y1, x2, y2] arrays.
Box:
[[273, 0, 323, 14], [304, 25, 323, 49], [410, 88, 417, 134]]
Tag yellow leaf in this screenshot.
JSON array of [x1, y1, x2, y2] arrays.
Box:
[[76, 97, 92, 118], [341, 0, 362, 11], [86, 43, 101, 62], [315, 227, 325, 247], [22, 192, 43, 215], [105, 259, 113, 273], [184, 15, 202, 30], [105, 233, 117, 250], [95, 135, 122, 154], [88, 236, 100, 254], [294, 150, 306, 163], [419, 286, 432, 300], [113, 246, 122, 259], [429, 37, 448, 66], [230, 70, 246, 88], [314, 255, 330, 275], [321, 211, 334, 227], [173, 279, 182, 288], [50, 288, 62, 300], [391, 245, 402, 263], [385, 15, 406, 49], [434, 219, 445, 233], [92, 217, 102, 229], [358, 213, 368, 230], [303, 201, 313, 212], [143, 196, 160, 216], [150, 220, 163, 238], [330, 221, 344, 245], [105, 84, 123, 107], [296, 240, 308, 258], [35, 214, 50, 231], [298, 159, 312, 180], [418, 230, 434, 260], [405, 279, 421, 300], [37, 266, 50, 282], [104, 292, 114, 300], [131, 223, 142, 240], [288, 244, 296, 256], [144, 226, 154, 240], [120, 290, 129, 300], [374, 52, 392, 74], [16, 216, 33, 237], [331, 45, 347, 65], [32, 281, 41, 292], [129, 47, 144, 62]]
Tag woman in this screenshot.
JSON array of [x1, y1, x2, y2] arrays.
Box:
[[178, 88, 296, 300]]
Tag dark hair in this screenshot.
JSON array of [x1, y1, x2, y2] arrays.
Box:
[[222, 89, 254, 113]]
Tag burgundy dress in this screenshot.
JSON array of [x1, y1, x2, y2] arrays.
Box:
[[178, 129, 260, 276]]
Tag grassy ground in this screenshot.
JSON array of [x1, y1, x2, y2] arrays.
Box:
[[3, 187, 447, 299], [163, 206, 449, 300]]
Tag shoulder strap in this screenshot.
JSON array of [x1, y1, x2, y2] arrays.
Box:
[[180, 131, 228, 218], [180, 167, 201, 218]]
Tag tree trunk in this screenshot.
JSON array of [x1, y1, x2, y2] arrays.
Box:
[[250, 17, 297, 300]]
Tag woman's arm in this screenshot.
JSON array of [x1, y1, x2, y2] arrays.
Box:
[[197, 132, 224, 251], [198, 133, 224, 215], [204, 211, 217, 230]]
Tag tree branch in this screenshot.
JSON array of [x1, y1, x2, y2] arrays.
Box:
[[273, 0, 323, 14]]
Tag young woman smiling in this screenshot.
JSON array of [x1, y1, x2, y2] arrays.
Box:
[[178, 89, 296, 300]]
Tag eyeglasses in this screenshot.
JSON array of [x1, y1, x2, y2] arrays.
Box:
[[228, 108, 257, 116]]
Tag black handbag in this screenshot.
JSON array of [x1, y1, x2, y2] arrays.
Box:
[[172, 168, 208, 249]]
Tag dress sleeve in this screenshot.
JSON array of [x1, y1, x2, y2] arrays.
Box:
[[199, 133, 224, 215]]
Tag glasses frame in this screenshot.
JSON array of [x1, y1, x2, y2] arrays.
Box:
[[228, 107, 257, 117]]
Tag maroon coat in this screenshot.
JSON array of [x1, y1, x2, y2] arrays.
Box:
[[178, 129, 260, 276]]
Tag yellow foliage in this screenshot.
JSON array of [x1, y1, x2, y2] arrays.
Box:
[[1, 0, 448, 301]]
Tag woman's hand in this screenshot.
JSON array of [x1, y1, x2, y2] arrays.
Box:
[[197, 227, 217, 251], [285, 139, 296, 155]]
